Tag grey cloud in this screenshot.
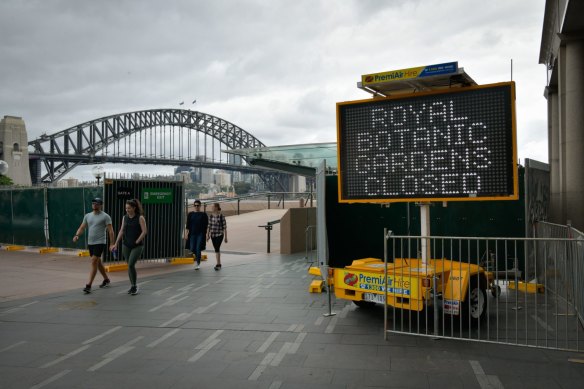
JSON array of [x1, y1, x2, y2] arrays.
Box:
[[1, 0, 549, 174]]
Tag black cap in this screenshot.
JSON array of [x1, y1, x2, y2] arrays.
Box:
[[92, 198, 103, 204]]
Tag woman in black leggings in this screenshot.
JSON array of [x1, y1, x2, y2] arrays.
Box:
[[111, 199, 147, 295], [206, 203, 227, 271]]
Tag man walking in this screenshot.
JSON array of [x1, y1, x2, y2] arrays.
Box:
[[185, 200, 208, 270], [73, 197, 115, 293]]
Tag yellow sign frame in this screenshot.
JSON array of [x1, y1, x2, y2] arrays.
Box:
[[336, 81, 518, 204]]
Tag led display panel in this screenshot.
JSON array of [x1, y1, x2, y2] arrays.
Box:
[[337, 82, 517, 203]]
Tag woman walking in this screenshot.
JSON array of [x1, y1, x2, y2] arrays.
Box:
[[111, 199, 147, 295], [207, 203, 227, 270]]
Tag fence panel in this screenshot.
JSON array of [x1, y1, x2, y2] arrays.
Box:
[[47, 187, 102, 249], [10, 188, 46, 246], [0, 190, 12, 244], [381, 234, 584, 351]]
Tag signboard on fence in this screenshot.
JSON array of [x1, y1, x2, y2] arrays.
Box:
[[336, 82, 518, 203], [142, 187, 174, 204]]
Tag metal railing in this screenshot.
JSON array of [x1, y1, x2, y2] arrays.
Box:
[[535, 222, 584, 328], [305, 225, 316, 265], [193, 192, 315, 215], [257, 219, 281, 253], [381, 232, 584, 351]]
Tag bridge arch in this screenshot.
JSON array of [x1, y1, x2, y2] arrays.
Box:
[[28, 109, 268, 183]]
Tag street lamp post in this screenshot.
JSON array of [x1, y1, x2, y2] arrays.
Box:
[[92, 165, 104, 186]]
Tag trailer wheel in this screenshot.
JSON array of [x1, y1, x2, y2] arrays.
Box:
[[462, 280, 487, 322], [353, 300, 376, 309]]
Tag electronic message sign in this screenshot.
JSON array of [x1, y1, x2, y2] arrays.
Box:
[[337, 82, 517, 203]]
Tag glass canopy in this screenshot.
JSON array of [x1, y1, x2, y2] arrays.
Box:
[[226, 142, 337, 176]]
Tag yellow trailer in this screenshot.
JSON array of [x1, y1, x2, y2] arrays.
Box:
[[333, 257, 496, 322]]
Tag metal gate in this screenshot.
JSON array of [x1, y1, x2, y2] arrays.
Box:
[[103, 178, 184, 263], [383, 230, 584, 351]]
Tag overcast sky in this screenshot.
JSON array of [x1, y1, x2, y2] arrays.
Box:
[[0, 0, 548, 181]]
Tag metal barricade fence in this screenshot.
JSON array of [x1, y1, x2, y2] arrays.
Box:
[[305, 225, 316, 265], [535, 222, 584, 328], [382, 233, 584, 351]]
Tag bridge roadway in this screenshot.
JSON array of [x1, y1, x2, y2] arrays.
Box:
[[29, 153, 272, 174], [1, 211, 583, 388]]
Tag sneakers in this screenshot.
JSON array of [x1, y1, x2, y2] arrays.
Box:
[[214, 264, 222, 271], [83, 284, 91, 294], [195, 265, 200, 270], [99, 279, 111, 288], [129, 286, 139, 295], [127, 286, 134, 294]]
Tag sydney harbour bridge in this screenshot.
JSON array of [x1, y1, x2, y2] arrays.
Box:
[[27, 109, 290, 190]]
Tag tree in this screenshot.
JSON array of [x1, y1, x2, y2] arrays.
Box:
[[233, 181, 252, 195], [0, 175, 13, 186]]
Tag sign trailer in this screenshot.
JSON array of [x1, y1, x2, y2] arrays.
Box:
[[325, 68, 516, 324]]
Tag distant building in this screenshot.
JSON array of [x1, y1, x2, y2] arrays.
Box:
[[214, 171, 231, 187], [57, 178, 79, 188], [176, 171, 192, 183]]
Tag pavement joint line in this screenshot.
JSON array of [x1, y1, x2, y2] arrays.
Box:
[[248, 352, 276, 380], [530, 314, 555, 332], [41, 344, 91, 368], [248, 290, 262, 298], [149, 295, 190, 312], [245, 295, 258, 303], [103, 336, 143, 359], [0, 340, 26, 353], [223, 292, 240, 302], [152, 286, 173, 296], [325, 316, 339, 334], [178, 283, 196, 291], [470, 360, 504, 389], [1, 300, 39, 314], [287, 332, 307, 354], [166, 290, 189, 300], [188, 338, 221, 362], [270, 342, 293, 366], [147, 328, 181, 347], [191, 283, 210, 293], [195, 330, 224, 350], [264, 280, 277, 288], [314, 316, 325, 326], [82, 326, 122, 345], [159, 313, 190, 328], [287, 324, 297, 332], [30, 369, 72, 389], [293, 325, 305, 334], [117, 282, 152, 294], [87, 336, 143, 372], [257, 332, 280, 353], [197, 301, 218, 314], [215, 277, 228, 284], [268, 381, 283, 389], [339, 304, 352, 319]]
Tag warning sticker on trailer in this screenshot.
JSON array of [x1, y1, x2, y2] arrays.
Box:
[[443, 299, 460, 315]]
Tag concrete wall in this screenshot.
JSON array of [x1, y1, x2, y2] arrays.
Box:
[[280, 207, 316, 255], [0, 116, 32, 186]]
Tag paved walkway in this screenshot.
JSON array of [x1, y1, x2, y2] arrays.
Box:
[[1, 211, 584, 388]]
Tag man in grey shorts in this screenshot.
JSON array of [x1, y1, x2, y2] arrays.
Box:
[[73, 198, 115, 294]]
